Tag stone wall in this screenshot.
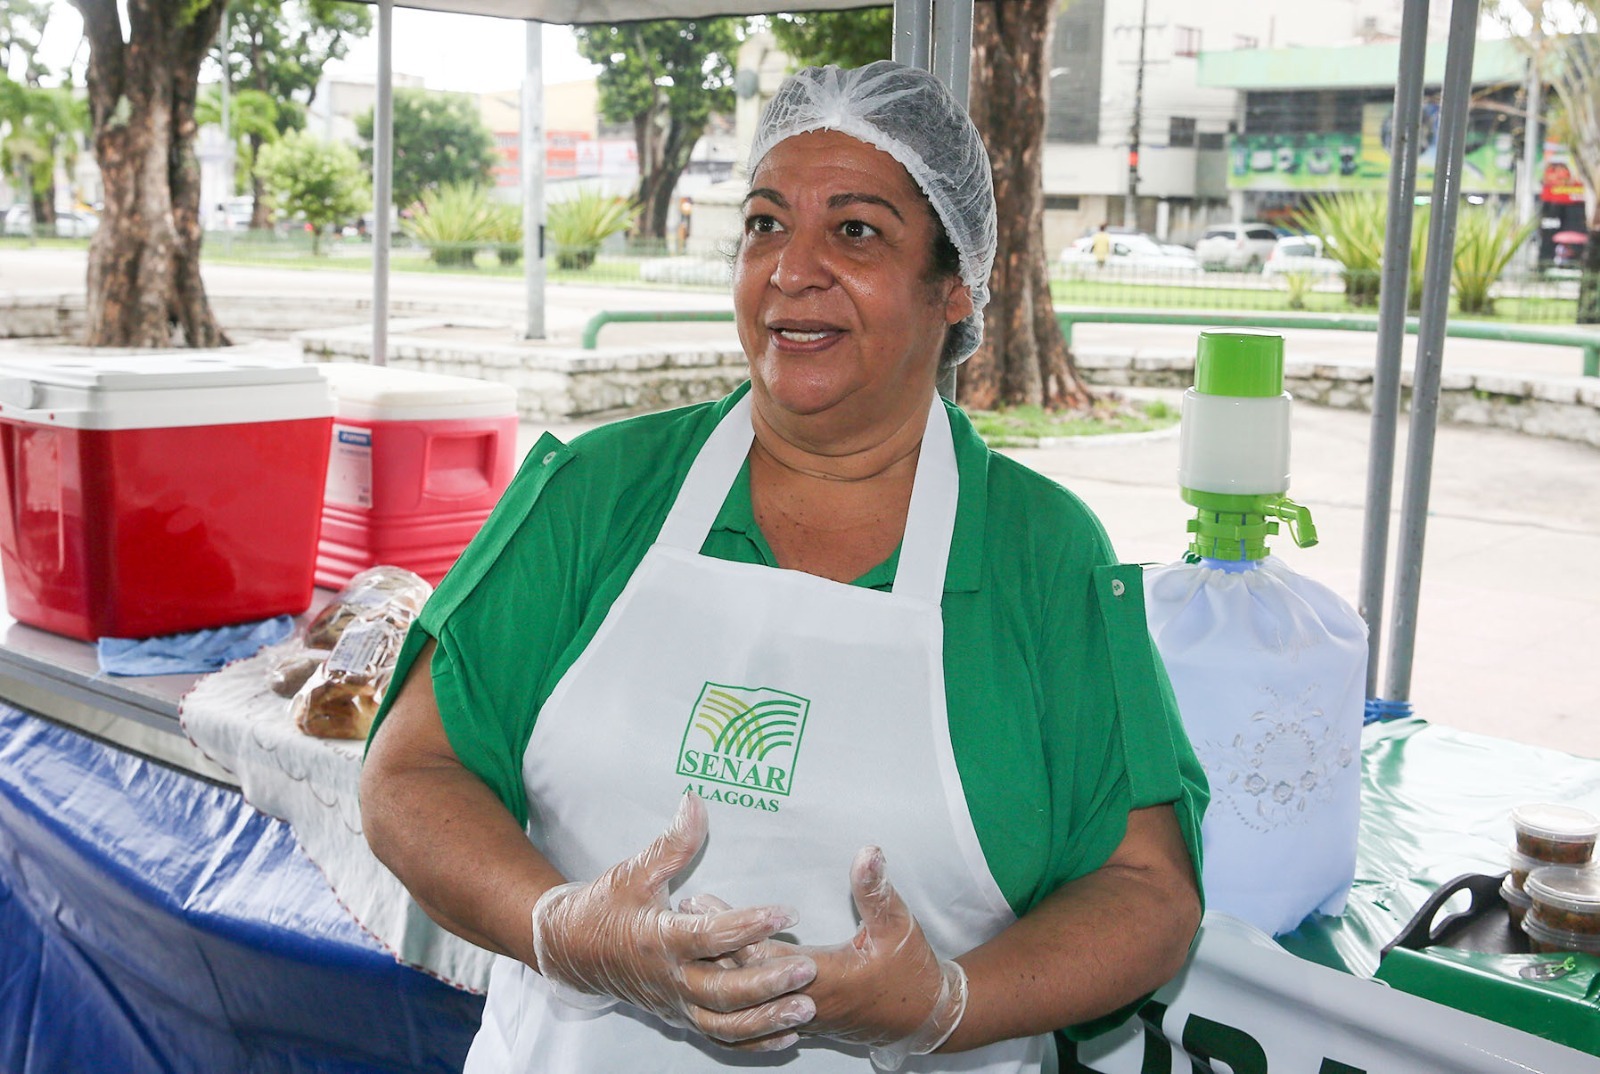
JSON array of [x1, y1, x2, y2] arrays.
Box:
[[1075, 348, 1600, 449], [295, 322, 751, 421]]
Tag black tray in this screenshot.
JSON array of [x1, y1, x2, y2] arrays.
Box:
[[1380, 871, 1530, 960]]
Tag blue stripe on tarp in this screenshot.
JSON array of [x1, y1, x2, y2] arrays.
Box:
[[0, 701, 482, 1074]]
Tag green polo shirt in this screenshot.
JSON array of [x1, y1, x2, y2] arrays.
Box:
[[374, 381, 1205, 937]]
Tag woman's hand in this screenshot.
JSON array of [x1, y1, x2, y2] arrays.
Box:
[[530, 793, 819, 1050], [683, 846, 968, 1070]]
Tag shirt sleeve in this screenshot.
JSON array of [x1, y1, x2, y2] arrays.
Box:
[[367, 431, 579, 829], [1050, 556, 1208, 1042]]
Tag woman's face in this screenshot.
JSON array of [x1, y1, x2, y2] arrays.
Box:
[[733, 129, 972, 437]]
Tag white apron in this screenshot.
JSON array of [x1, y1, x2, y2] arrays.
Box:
[[463, 393, 1047, 1073]]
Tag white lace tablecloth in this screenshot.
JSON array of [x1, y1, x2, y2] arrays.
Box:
[[179, 651, 494, 993]]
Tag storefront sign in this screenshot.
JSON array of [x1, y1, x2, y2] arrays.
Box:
[[1227, 102, 1515, 194], [1541, 142, 1586, 205]]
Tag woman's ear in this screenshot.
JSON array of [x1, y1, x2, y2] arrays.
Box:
[[943, 283, 974, 326]]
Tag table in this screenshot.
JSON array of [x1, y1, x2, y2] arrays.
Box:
[[0, 608, 485, 1074]]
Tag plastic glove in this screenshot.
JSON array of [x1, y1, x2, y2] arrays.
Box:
[[530, 793, 818, 1048], [682, 846, 968, 1070]]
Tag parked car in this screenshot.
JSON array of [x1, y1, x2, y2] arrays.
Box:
[[54, 210, 99, 239], [1261, 234, 1342, 278], [2, 205, 33, 237], [1194, 222, 1280, 271], [1060, 232, 1200, 273]]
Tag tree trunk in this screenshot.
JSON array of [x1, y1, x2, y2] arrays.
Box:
[[247, 132, 271, 230], [961, 0, 1091, 411], [71, 0, 228, 349], [638, 119, 698, 241]]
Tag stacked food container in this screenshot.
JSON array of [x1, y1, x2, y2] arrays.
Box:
[[1507, 803, 1600, 952]]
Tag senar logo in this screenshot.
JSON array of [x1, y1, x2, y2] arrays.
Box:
[[676, 683, 809, 807]]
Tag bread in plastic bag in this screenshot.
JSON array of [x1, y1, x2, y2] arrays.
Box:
[[292, 613, 406, 740], [304, 565, 432, 651], [265, 643, 332, 698]]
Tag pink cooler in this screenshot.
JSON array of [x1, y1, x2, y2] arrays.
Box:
[[314, 363, 518, 590], [0, 352, 334, 641]]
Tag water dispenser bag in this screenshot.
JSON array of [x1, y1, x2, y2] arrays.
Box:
[[1145, 556, 1368, 935]]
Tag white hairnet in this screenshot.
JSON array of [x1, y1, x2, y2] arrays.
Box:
[[746, 61, 996, 366]]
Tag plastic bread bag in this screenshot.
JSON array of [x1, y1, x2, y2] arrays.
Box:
[[303, 566, 433, 651], [292, 612, 406, 740], [264, 641, 332, 698]]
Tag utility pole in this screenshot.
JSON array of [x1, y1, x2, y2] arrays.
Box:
[[1520, 16, 1543, 272], [1125, 0, 1150, 228]]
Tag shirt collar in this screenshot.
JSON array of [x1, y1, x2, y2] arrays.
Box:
[[708, 386, 987, 594]]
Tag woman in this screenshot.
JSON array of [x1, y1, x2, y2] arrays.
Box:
[[361, 61, 1206, 1072]]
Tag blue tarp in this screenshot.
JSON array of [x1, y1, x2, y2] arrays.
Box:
[[0, 701, 483, 1073]]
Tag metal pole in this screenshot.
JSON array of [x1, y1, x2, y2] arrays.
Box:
[[1357, 0, 1430, 706], [371, 0, 393, 367], [220, 6, 231, 202], [1383, 0, 1482, 703], [892, 0, 933, 70], [932, 0, 974, 109], [522, 20, 546, 340], [1520, 21, 1543, 272], [1126, 0, 1148, 228]]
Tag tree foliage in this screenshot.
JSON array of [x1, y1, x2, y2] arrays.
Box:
[[356, 89, 497, 211], [765, 8, 892, 69], [0, 0, 51, 85], [195, 86, 280, 197], [1, 80, 86, 224], [256, 129, 367, 254], [573, 19, 739, 239], [217, 0, 370, 227]]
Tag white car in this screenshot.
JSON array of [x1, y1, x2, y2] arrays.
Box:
[[1261, 235, 1342, 278], [1060, 232, 1199, 274], [1194, 222, 1281, 271], [54, 210, 99, 239]]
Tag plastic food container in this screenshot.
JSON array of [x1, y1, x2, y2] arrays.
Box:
[[1506, 843, 1545, 889], [1523, 909, 1600, 955], [1511, 803, 1600, 864], [1525, 865, 1600, 935], [313, 363, 518, 590], [1500, 874, 1532, 928], [0, 351, 332, 640]]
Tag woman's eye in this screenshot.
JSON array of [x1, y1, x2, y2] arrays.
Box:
[[840, 220, 878, 240], [744, 214, 782, 235]]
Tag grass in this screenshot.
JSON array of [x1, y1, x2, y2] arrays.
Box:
[[1048, 276, 1579, 324], [968, 397, 1180, 447]]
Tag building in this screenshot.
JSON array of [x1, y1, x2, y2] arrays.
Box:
[[1042, 0, 1457, 250]]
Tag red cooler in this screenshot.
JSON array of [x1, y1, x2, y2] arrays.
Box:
[[314, 363, 518, 590], [0, 352, 334, 641]]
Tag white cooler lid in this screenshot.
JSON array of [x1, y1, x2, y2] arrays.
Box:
[[316, 362, 518, 422], [0, 351, 333, 430]]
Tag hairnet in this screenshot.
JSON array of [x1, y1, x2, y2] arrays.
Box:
[[746, 61, 996, 366]]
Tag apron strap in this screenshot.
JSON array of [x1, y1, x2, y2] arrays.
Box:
[[655, 394, 756, 552], [655, 391, 958, 604], [892, 393, 957, 603]]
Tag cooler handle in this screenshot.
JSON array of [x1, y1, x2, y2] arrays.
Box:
[[421, 430, 501, 503]]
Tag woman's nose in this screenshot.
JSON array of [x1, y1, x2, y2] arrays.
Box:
[[769, 229, 834, 293]]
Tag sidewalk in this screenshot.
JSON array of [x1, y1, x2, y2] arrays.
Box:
[[9, 248, 1599, 759]]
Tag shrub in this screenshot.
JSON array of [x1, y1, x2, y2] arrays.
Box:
[[401, 183, 496, 267], [1282, 270, 1316, 311], [547, 189, 634, 270], [1293, 192, 1385, 308], [486, 202, 523, 266], [254, 131, 368, 256], [1452, 207, 1535, 315]]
